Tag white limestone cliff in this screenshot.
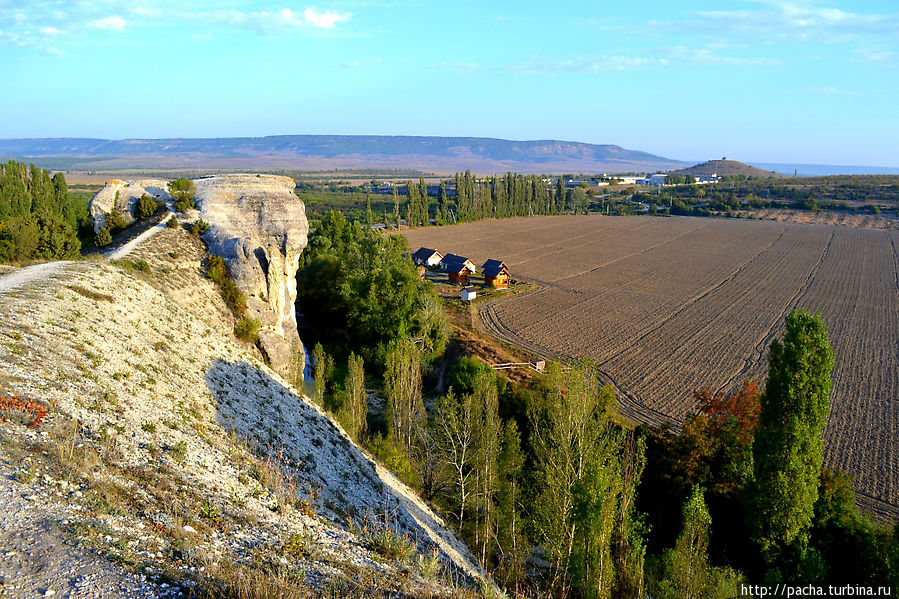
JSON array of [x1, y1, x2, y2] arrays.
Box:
[[194, 174, 308, 381]]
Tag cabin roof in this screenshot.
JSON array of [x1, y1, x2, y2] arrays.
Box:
[[412, 247, 442, 260], [442, 253, 473, 265]]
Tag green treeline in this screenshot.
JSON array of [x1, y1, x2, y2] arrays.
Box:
[[626, 175, 899, 216], [0, 160, 81, 263]]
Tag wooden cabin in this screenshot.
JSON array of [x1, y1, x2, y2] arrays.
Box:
[[447, 262, 472, 285], [412, 247, 443, 267], [461, 286, 478, 301], [483, 259, 510, 289], [441, 253, 477, 274]]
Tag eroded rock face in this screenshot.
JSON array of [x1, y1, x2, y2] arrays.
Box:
[[89, 179, 172, 233], [194, 174, 308, 381]]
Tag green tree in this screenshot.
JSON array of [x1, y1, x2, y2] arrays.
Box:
[[344, 352, 367, 440], [434, 388, 475, 529], [384, 338, 424, 450], [495, 419, 527, 591], [652, 486, 743, 599], [136, 193, 159, 218], [168, 179, 196, 204], [529, 359, 617, 591], [437, 182, 448, 223], [751, 310, 835, 566], [95, 226, 112, 248], [312, 342, 334, 406]]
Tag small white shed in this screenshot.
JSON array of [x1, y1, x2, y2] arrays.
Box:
[[461, 286, 477, 302]]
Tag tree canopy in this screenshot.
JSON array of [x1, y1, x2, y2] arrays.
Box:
[[297, 210, 447, 368]]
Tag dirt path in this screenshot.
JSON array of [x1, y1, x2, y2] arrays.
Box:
[[0, 261, 70, 293], [104, 211, 173, 260], [0, 212, 174, 294]]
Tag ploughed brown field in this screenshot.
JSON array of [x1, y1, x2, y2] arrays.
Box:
[[402, 215, 899, 519]]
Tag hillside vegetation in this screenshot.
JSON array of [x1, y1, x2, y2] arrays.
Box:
[[0, 226, 486, 597]]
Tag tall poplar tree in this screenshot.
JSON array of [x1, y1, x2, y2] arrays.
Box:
[[751, 309, 835, 565], [344, 352, 367, 440], [437, 182, 448, 222], [384, 338, 424, 450]]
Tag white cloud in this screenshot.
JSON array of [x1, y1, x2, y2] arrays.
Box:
[[301, 7, 351, 28], [39, 26, 61, 35], [91, 16, 127, 31]]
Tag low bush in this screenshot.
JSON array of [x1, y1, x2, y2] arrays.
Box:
[[364, 528, 415, 563], [191, 219, 210, 235], [166, 216, 179, 229], [95, 226, 112, 247], [136, 194, 159, 219], [173, 198, 195, 213], [234, 317, 261, 342], [206, 255, 247, 315], [106, 210, 128, 232], [0, 394, 48, 428]]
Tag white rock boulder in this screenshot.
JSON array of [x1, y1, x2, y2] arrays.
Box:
[[89, 179, 172, 233]]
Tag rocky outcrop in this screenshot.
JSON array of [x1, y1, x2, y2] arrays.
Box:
[[89, 179, 172, 233], [194, 174, 308, 381]]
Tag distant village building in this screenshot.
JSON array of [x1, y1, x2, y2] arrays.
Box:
[[461, 286, 478, 301], [482, 259, 510, 289], [412, 247, 443, 267], [441, 254, 477, 274], [637, 173, 668, 186]]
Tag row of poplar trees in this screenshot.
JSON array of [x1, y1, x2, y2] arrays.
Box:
[[386, 171, 584, 227]]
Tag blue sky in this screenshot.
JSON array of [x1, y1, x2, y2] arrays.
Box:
[[1, 0, 897, 165]]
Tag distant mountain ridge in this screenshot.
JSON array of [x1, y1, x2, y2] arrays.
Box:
[[0, 135, 687, 174]]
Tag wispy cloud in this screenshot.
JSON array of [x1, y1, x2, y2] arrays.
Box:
[[0, 1, 354, 53], [668, 1, 899, 43], [91, 16, 127, 31], [808, 86, 859, 96], [448, 46, 775, 77]]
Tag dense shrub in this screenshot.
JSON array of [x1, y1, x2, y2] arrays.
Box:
[[94, 226, 112, 247], [191, 219, 210, 235], [166, 216, 179, 228], [169, 179, 196, 213], [206, 254, 247, 315], [0, 212, 81, 262], [173, 198, 194, 213], [136, 193, 160, 218], [234, 316, 261, 342], [106, 210, 128, 232]]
